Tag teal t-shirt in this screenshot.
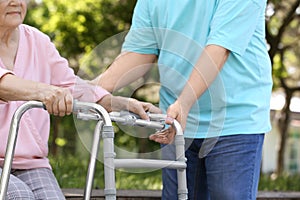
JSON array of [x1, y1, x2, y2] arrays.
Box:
[[123, 0, 273, 138]]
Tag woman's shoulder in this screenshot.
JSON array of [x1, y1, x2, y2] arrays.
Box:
[[19, 24, 51, 42]]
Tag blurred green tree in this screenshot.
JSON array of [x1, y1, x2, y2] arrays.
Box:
[[266, 0, 300, 175], [23, 0, 156, 157], [23, 0, 300, 177], [25, 0, 137, 70]]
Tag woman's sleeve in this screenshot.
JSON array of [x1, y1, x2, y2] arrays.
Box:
[[0, 68, 14, 79], [45, 37, 109, 102], [72, 77, 110, 102], [0, 69, 14, 103]]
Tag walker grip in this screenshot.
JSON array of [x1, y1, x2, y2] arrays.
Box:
[[109, 111, 165, 130]]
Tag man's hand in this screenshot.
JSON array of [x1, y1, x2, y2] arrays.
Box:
[[149, 126, 176, 144], [149, 100, 187, 144]]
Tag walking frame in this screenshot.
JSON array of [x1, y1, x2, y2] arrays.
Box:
[[0, 101, 188, 200]]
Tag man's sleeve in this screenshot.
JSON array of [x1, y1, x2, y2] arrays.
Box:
[[206, 0, 264, 55], [122, 0, 159, 55]]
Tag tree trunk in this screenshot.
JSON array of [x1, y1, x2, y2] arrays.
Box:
[[276, 89, 292, 175]]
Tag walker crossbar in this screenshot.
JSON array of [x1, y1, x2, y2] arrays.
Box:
[[0, 101, 188, 200], [114, 159, 186, 169]]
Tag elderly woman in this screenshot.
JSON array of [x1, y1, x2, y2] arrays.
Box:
[[0, 0, 160, 199]]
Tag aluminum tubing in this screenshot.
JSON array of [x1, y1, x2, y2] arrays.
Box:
[[114, 159, 186, 169], [102, 125, 116, 200], [173, 120, 188, 200], [73, 101, 116, 200], [83, 121, 103, 200], [0, 101, 44, 200]]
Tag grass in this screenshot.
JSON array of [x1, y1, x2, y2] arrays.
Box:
[[49, 153, 162, 190], [50, 153, 300, 191], [258, 173, 300, 191]]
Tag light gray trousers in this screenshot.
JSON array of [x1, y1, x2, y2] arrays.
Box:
[[0, 168, 65, 200]]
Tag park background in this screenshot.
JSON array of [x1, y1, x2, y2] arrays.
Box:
[[23, 0, 300, 192]]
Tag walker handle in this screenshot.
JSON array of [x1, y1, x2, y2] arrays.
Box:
[[109, 111, 165, 130]]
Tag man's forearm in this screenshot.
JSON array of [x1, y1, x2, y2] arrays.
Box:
[[178, 44, 230, 111], [93, 52, 157, 92]]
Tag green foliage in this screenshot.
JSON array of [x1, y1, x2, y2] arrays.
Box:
[[49, 115, 78, 154], [51, 153, 300, 191], [115, 170, 162, 190], [50, 153, 97, 188], [23, 0, 300, 191], [24, 0, 136, 63], [49, 153, 162, 190], [266, 0, 300, 89], [259, 173, 300, 191], [25, 0, 159, 163], [49, 117, 162, 189]]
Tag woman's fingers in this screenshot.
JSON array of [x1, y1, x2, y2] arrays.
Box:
[[42, 87, 73, 116]]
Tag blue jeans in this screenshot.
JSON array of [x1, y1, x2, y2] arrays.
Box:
[[162, 133, 265, 200]]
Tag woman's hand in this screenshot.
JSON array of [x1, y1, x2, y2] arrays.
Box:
[[0, 74, 73, 116], [97, 94, 161, 120], [37, 83, 73, 116]]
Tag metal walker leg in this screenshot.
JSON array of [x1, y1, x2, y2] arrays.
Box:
[[0, 101, 45, 200], [0, 101, 188, 200], [110, 113, 188, 199], [73, 101, 116, 200]]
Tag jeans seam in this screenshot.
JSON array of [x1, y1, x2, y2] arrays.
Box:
[[247, 135, 260, 200], [193, 158, 202, 199]]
